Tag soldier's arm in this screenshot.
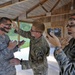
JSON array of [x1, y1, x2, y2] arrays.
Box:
[[14, 29, 32, 39], [54, 50, 75, 74], [45, 46, 50, 56], [54, 50, 69, 66]]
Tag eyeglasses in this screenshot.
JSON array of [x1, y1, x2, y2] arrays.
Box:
[[66, 24, 75, 28], [69, 18, 75, 20], [31, 29, 41, 33]]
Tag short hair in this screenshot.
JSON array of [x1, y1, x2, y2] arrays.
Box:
[[32, 22, 45, 33], [0, 17, 12, 24]]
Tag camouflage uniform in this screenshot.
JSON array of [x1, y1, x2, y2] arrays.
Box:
[[17, 29, 50, 75], [0, 34, 18, 75], [54, 38, 75, 75]]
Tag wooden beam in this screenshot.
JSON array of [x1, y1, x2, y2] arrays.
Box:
[[26, 14, 46, 18], [52, 2, 71, 15], [12, 0, 25, 3], [26, 0, 48, 18], [0, 1, 12, 8], [35, 13, 70, 23], [35, 16, 51, 23], [50, 0, 61, 12], [39, 4, 48, 12], [26, 0, 60, 18], [13, 16, 33, 23], [12, 0, 19, 3], [71, 0, 75, 9], [0, 0, 25, 8], [18, 20, 33, 23], [16, 17, 20, 42]]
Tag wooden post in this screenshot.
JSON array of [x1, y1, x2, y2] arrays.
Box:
[[16, 17, 20, 42]]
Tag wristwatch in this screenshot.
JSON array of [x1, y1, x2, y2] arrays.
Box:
[[55, 46, 62, 51]]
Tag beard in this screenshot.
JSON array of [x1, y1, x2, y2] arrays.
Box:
[[68, 32, 72, 35], [0, 27, 11, 33]]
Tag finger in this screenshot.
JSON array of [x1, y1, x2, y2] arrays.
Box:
[[14, 40, 17, 43], [50, 33, 56, 38]]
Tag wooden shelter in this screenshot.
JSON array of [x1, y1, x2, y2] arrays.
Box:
[[0, 0, 75, 38], [0, 0, 74, 22]]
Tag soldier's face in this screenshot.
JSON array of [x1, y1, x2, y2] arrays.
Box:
[[30, 26, 42, 38], [0, 20, 12, 33], [30, 26, 37, 37], [66, 16, 75, 37]]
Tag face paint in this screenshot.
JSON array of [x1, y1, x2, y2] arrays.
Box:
[[0, 23, 11, 33], [0, 28, 8, 33]]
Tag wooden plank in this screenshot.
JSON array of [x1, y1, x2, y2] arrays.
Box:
[[26, 14, 46, 18], [26, 0, 48, 18], [39, 4, 48, 12], [50, 0, 61, 12], [12, 0, 19, 3], [0, 1, 12, 8], [0, 0, 25, 8]]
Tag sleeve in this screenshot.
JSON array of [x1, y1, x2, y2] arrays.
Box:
[[64, 62, 75, 74], [12, 46, 18, 53], [0, 46, 11, 61], [69, 46, 75, 58], [44, 46, 50, 56], [14, 29, 32, 39], [54, 51, 69, 66], [54, 51, 75, 75], [43, 37, 50, 56]]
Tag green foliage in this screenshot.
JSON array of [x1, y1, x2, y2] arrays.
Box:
[[20, 22, 32, 31]]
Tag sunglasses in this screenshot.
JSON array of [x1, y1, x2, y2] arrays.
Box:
[[69, 18, 75, 20], [66, 24, 75, 28]]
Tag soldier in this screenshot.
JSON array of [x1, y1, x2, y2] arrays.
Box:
[[46, 13, 75, 75], [0, 17, 24, 75], [10, 22, 50, 75]]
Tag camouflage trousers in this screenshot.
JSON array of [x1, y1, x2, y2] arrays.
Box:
[[33, 67, 48, 75], [21, 60, 48, 75]]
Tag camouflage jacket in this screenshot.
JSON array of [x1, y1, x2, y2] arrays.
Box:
[[54, 38, 75, 75], [54, 51, 75, 75], [63, 38, 75, 60], [0, 34, 18, 75], [17, 29, 50, 69]]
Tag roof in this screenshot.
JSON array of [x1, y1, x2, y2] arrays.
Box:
[[0, 0, 74, 23]]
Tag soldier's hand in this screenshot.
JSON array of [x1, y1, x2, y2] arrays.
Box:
[[10, 58, 20, 65], [46, 32, 61, 47], [8, 41, 17, 50], [12, 21, 18, 31], [17, 40, 25, 47]]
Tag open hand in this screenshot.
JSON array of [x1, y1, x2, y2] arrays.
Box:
[[8, 40, 17, 50]]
